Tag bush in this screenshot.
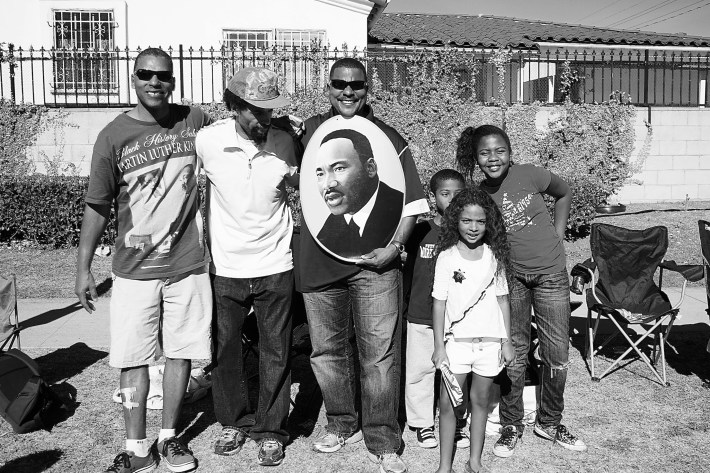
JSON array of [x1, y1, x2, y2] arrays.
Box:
[[0, 175, 116, 247]]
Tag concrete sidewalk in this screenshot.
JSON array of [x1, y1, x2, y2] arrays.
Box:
[[9, 287, 709, 350]]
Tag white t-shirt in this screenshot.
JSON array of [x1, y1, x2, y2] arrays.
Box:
[[432, 243, 508, 339], [196, 118, 298, 278]]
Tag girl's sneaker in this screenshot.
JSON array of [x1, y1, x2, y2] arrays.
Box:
[[455, 418, 470, 448], [534, 422, 587, 452], [414, 426, 438, 448]]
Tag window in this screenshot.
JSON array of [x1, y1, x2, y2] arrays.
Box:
[[52, 9, 117, 92], [222, 29, 326, 50]]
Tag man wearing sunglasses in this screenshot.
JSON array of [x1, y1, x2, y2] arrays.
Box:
[[297, 58, 428, 473], [75, 47, 212, 473], [195, 67, 298, 467]]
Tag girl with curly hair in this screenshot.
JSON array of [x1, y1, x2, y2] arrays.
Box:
[[431, 187, 515, 473], [456, 125, 586, 459]]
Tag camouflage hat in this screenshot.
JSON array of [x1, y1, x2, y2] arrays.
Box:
[[226, 67, 290, 109]]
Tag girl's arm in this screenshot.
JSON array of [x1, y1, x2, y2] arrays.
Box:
[[545, 172, 572, 240], [431, 298, 449, 369], [498, 294, 515, 365]]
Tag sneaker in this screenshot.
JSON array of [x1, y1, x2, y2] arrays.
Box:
[[214, 426, 248, 456], [534, 422, 588, 452], [367, 452, 407, 473], [157, 437, 196, 473], [257, 438, 285, 466], [105, 451, 156, 473], [312, 430, 364, 453], [493, 425, 521, 458], [414, 426, 438, 448], [455, 418, 470, 448]]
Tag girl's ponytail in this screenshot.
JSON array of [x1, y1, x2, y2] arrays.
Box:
[[456, 126, 478, 181]]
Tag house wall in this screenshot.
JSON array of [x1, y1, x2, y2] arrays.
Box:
[[1, 0, 369, 50], [27, 106, 710, 203]]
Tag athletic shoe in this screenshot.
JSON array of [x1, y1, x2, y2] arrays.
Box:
[[214, 426, 248, 456], [367, 452, 407, 473], [415, 426, 438, 448], [455, 418, 470, 448], [312, 430, 363, 453], [105, 450, 156, 473], [493, 425, 522, 458], [157, 437, 196, 473], [534, 422, 588, 452], [257, 438, 285, 466]]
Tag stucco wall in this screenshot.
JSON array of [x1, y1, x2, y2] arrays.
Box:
[[28, 106, 710, 203]]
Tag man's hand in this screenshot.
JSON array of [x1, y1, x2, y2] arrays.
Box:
[[75, 269, 98, 313], [357, 243, 399, 269]]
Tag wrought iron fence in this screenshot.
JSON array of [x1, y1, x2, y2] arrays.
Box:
[[1, 44, 708, 107]]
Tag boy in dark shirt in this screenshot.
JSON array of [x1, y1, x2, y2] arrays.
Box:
[[403, 169, 466, 449]]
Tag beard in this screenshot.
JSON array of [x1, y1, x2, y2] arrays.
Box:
[[249, 123, 269, 145]]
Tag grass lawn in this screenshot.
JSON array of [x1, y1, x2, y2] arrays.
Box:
[[1, 202, 709, 298], [1, 332, 709, 473], [1, 201, 709, 472]]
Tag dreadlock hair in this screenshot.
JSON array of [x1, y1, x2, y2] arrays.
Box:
[[455, 125, 512, 182], [434, 186, 512, 280]]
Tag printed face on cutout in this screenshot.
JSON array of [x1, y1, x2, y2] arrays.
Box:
[[316, 137, 377, 216], [433, 179, 465, 215], [476, 134, 511, 185], [329, 67, 368, 119], [132, 55, 174, 112], [458, 203, 486, 247]]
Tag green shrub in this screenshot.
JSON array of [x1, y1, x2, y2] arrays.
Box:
[[0, 175, 116, 247]]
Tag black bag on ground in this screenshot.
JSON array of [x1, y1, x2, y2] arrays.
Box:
[[0, 349, 63, 433]]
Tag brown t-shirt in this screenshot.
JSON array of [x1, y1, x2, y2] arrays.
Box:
[[480, 163, 566, 275]]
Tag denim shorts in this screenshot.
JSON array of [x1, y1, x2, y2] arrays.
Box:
[[109, 269, 212, 368], [446, 337, 504, 377]]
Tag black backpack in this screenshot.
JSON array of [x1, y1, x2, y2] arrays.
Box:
[[0, 349, 63, 434]]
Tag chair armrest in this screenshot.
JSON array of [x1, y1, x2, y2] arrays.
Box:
[[659, 260, 705, 283], [570, 258, 596, 295]]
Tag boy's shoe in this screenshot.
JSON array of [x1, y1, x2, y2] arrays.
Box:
[[105, 450, 156, 473], [534, 422, 588, 452], [312, 430, 363, 453], [157, 437, 196, 472], [493, 425, 522, 458], [214, 426, 248, 456], [414, 426, 438, 448], [367, 452, 407, 473], [257, 438, 285, 466], [455, 418, 470, 448]]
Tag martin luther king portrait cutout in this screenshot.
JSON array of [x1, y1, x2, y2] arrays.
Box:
[[301, 115, 406, 262]]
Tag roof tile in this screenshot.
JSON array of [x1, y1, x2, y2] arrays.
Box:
[[369, 13, 710, 49]]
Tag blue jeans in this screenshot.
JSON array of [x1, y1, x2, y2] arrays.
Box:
[[210, 271, 293, 444], [303, 267, 402, 455], [499, 269, 571, 432]]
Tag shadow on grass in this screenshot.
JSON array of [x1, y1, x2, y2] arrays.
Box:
[[569, 316, 710, 386], [33, 343, 108, 425], [0, 449, 63, 473]]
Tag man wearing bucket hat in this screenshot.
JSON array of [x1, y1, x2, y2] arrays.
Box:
[[196, 67, 299, 466]]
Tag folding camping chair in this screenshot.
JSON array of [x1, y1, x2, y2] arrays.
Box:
[[570, 223, 703, 386], [699, 220, 710, 316], [0, 273, 21, 351]]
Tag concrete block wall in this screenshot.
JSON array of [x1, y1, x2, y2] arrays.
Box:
[[27, 106, 710, 203], [616, 107, 710, 203]]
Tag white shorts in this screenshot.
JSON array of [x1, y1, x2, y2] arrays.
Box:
[[109, 268, 212, 368], [446, 337, 504, 377]]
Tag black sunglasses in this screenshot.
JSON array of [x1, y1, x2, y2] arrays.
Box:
[[329, 79, 367, 91], [134, 69, 173, 82]]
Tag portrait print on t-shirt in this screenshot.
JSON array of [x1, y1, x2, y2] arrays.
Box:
[[116, 121, 203, 271], [300, 115, 406, 262]]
